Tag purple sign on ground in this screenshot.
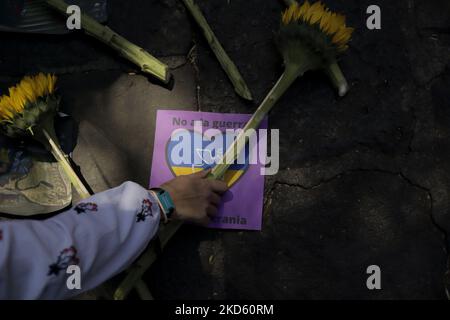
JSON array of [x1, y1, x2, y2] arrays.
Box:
[[149, 110, 267, 230]]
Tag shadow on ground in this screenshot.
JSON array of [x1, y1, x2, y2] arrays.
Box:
[[1, 0, 449, 299]]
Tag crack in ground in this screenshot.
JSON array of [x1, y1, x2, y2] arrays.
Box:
[[414, 67, 450, 90], [264, 166, 450, 297], [165, 55, 189, 70], [265, 167, 449, 253]]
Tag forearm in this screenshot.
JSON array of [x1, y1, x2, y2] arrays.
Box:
[[0, 181, 160, 300]]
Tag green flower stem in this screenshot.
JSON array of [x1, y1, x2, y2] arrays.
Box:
[[33, 116, 91, 199], [45, 0, 170, 84], [41, 128, 91, 199], [134, 279, 154, 300], [181, 0, 253, 101], [324, 60, 349, 97], [209, 64, 306, 180]]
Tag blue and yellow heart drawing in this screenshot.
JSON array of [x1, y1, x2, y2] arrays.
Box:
[[166, 129, 249, 187]]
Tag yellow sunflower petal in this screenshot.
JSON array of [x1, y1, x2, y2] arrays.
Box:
[[305, 1, 323, 22], [282, 2, 298, 24], [290, 1, 353, 51], [37, 73, 48, 96], [0, 96, 15, 120], [0, 96, 13, 120], [0, 72, 57, 123], [19, 79, 36, 103], [47, 74, 56, 94], [310, 9, 324, 24], [297, 1, 311, 21], [332, 27, 353, 49], [8, 87, 25, 113], [52, 75, 57, 93]]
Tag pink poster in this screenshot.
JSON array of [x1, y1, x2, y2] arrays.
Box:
[[149, 110, 267, 230]]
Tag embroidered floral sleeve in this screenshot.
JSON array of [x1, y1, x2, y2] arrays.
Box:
[[0, 181, 160, 299]]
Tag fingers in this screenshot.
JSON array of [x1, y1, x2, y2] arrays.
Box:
[[166, 168, 228, 227], [208, 192, 221, 206], [208, 179, 229, 194], [191, 169, 210, 179], [206, 205, 218, 218]]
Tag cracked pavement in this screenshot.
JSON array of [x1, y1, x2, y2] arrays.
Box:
[[1, 0, 450, 299]]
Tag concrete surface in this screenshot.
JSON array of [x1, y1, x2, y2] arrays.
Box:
[[1, 0, 450, 299]]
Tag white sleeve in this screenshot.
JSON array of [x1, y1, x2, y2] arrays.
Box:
[[0, 181, 161, 300]]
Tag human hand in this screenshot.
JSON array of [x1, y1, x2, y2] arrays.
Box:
[[160, 170, 228, 226]]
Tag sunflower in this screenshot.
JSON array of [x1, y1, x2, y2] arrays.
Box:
[[277, 1, 353, 73], [281, 1, 353, 53], [210, 1, 354, 179], [0, 73, 90, 199], [0, 73, 58, 137]]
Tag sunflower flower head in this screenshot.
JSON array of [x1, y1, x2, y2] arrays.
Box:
[[0, 73, 58, 138], [278, 1, 354, 72]]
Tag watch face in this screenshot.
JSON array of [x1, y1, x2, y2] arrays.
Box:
[[150, 189, 174, 216], [160, 191, 175, 212]]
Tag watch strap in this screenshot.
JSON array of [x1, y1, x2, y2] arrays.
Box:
[[149, 188, 175, 222]]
